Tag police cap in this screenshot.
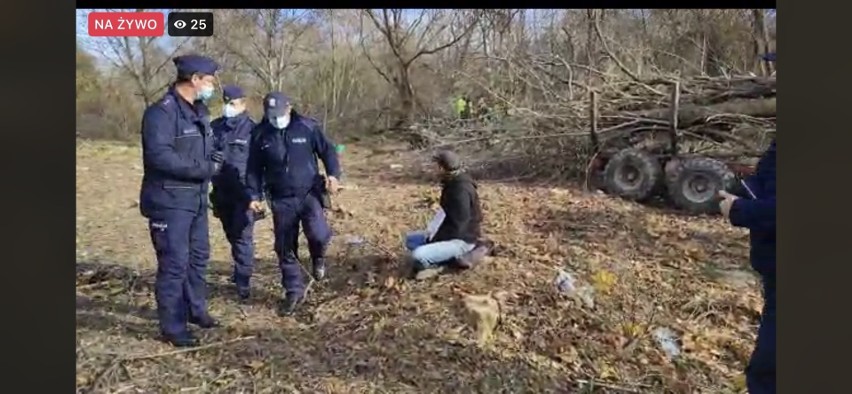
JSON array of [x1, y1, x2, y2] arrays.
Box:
[[263, 91, 292, 117], [173, 54, 219, 77], [222, 85, 245, 103]]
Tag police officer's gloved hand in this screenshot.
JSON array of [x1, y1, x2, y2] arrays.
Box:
[[211, 151, 225, 175], [211, 151, 225, 164]]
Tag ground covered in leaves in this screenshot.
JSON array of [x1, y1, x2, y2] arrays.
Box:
[[76, 140, 760, 393]]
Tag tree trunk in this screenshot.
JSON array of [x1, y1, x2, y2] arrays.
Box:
[[585, 10, 598, 85], [635, 97, 776, 127]]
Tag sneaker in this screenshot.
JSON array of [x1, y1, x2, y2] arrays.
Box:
[[456, 243, 491, 269]]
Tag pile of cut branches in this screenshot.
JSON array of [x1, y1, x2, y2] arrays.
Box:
[[408, 54, 775, 181]]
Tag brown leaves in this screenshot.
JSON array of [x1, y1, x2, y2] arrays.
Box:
[[244, 360, 265, 372]]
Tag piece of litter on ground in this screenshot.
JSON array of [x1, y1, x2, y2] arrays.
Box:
[[653, 327, 681, 359], [575, 286, 596, 309], [390, 164, 403, 170], [555, 270, 596, 308], [555, 269, 577, 294]]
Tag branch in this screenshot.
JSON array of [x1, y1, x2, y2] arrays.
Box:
[[406, 12, 479, 66], [592, 14, 665, 96], [358, 12, 393, 85]]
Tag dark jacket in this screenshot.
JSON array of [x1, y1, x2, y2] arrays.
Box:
[[432, 172, 483, 243], [139, 86, 216, 218], [246, 112, 340, 200], [210, 113, 257, 203], [729, 139, 776, 280]]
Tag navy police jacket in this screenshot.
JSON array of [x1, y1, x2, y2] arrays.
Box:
[[211, 113, 257, 202], [729, 139, 776, 280], [139, 87, 216, 217], [246, 112, 340, 200]]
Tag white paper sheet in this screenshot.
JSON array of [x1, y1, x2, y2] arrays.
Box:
[[425, 209, 446, 240]]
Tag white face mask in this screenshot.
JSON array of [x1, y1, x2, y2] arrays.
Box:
[[269, 114, 290, 130], [223, 104, 242, 118]]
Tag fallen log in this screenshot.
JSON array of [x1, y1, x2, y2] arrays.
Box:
[[627, 97, 775, 129]]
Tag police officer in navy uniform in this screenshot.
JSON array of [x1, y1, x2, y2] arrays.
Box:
[[210, 85, 260, 302], [719, 52, 776, 393], [246, 92, 341, 316], [139, 54, 224, 347]]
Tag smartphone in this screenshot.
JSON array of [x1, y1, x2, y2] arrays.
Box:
[[741, 179, 757, 199]]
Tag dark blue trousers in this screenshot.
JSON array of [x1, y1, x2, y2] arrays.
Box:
[[746, 278, 776, 394], [270, 193, 332, 297], [148, 208, 210, 337], [216, 200, 255, 291]]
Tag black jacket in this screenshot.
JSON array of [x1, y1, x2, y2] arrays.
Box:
[[432, 173, 483, 243], [729, 139, 776, 281]]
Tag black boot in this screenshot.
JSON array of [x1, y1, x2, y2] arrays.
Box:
[[236, 287, 251, 303], [189, 315, 220, 329], [312, 258, 327, 281], [277, 293, 305, 317], [161, 332, 199, 347], [232, 273, 251, 302]]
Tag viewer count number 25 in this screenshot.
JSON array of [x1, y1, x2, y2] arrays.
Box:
[[168, 12, 214, 37]]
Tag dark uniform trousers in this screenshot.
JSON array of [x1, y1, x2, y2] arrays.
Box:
[[148, 203, 210, 336], [746, 277, 776, 394], [270, 191, 331, 296]]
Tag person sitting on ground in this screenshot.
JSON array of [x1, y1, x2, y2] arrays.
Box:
[[410, 150, 490, 280]]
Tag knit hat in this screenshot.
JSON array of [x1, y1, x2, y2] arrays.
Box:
[[432, 150, 462, 172]]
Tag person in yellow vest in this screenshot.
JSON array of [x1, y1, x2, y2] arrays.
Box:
[[453, 96, 468, 119]]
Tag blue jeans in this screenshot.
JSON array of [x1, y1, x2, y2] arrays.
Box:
[[411, 240, 476, 269]]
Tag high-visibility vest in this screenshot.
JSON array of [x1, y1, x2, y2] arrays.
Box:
[[453, 98, 467, 115]]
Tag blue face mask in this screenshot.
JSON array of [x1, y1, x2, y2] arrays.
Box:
[[223, 104, 241, 118], [196, 84, 215, 101], [269, 114, 290, 130]]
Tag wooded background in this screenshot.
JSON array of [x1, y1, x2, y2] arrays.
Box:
[[76, 9, 776, 157]]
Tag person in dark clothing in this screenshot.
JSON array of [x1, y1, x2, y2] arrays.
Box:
[[210, 85, 259, 302], [139, 54, 222, 347], [411, 150, 486, 280], [246, 92, 341, 316], [718, 138, 776, 394]]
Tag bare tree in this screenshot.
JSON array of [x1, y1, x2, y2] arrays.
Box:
[[359, 9, 481, 130], [79, 9, 191, 107], [213, 9, 315, 92]]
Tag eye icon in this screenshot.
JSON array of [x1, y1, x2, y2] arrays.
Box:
[[173, 20, 186, 29]]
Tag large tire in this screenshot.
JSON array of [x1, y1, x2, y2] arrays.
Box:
[[603, 148, 663, 201], [666, 156, 736, 214]]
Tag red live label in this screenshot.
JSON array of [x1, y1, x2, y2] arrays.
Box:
[[87, 12, 165, 37]]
